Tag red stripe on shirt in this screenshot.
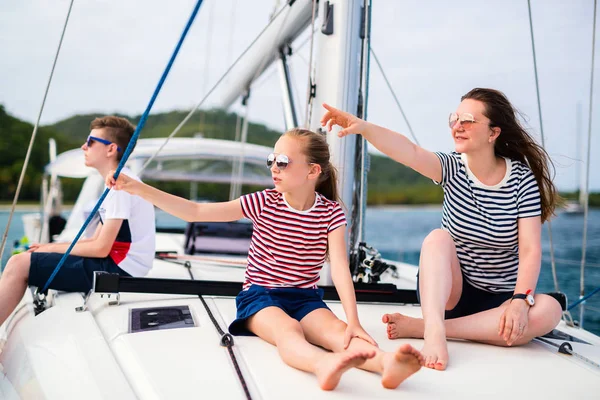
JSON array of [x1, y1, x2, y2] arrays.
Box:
[[109, 241, 131, 265]]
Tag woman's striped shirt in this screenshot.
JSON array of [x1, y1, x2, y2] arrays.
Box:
[[435, 152, 542, 293], [240, 189, 347, 290]]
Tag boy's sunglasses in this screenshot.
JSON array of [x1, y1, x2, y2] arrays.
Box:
[[266, 153, 291, 170], [86, 135, 122, 152]]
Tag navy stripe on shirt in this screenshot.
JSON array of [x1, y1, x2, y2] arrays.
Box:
[[435, 152, 541, 293]]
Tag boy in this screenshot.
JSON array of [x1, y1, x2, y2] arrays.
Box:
[[0, 116, 155, 326]]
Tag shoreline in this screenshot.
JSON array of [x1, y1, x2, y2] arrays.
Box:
[[1, 203, 597, 213], [369, 204, 443, 211], [0, 205, 74, 212], [0, 204, 444, 212]]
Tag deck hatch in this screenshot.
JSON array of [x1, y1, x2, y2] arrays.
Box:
[[130, 305, 195, 333]]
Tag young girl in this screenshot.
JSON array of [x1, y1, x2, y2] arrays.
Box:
[[107, 128, 422, 390], [321, 89, 563, 371]]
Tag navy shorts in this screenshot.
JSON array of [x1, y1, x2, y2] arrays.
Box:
[[28, 252, 131, 293], [417, 272, 512, 319], [228, 285, 330, 336]]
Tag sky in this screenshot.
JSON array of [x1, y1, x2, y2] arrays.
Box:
[[1, 0, 599, 191]]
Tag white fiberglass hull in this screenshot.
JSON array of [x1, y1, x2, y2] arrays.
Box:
[[1, 238, 599, 399]]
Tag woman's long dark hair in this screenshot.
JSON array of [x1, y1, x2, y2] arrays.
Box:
[[462, 88, 559, 221], [284, 128, 340, 203]]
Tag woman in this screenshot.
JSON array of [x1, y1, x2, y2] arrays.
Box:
[[321, 88, 563, 371]]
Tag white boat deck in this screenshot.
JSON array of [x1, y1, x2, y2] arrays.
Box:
[[1, 253, 599, 399]]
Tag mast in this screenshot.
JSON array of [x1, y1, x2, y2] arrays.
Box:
[[308, 0, 366, 284], [212, 0, 369, 284]]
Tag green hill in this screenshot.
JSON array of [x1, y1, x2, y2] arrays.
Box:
[[0, 105, 439, 204], [3, 105, 598, 206], [0, 105, 82, 201], [47, 109, 281, 147], [44, 108, 440, 203]]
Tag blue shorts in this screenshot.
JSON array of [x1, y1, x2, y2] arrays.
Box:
[[417, 272, 512, 319], [228, 285, 330, 336], [28, 252, 131, 293]]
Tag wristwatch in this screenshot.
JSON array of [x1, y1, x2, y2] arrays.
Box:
[[511, 289, 535, 306]]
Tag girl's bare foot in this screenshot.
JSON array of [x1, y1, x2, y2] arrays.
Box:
[[381, 344, 423, 389], [422, 322, 448, 370], [382, 313, 423, 339], [315, 350, 376, 390]]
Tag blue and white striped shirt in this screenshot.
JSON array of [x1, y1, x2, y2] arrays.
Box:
[[435, 152, 541, 293]]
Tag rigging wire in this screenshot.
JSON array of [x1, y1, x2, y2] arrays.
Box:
[[140, 2, 293, 173], [350, 0, 373, 258], [229, 98, 251, 199], [199, 0, 215, 129], [227, 0, 239, 66], [578, 0, 597, 326], [369, 47, 420, 147], [229, 112, 243, 200], [526, 0, 560, 293], [227, 5, 295, 198], [0, 0, 75, 264]]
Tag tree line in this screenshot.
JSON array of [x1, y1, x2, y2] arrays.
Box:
[[1, 104, 596, 207]]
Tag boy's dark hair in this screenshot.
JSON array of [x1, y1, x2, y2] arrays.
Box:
[[90, 116, 136, 161]]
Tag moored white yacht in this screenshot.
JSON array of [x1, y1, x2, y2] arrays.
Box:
[[1, 1, 599, 399]]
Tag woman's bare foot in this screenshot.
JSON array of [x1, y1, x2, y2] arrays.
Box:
[[382, 313, 424, 339], [381, 344, 423, 389], [422, 321, 448, 371], [315, 350, 376, 390]]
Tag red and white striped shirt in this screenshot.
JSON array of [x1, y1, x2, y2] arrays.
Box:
[[240, 189, 347, 290]]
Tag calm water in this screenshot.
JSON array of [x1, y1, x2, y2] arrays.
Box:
[[1, 207, 599, 335]]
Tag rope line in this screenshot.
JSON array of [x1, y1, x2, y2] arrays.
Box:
[[185, 263, 253, 400], [568, 286, 600, 311], [41, 0, 205, 292]]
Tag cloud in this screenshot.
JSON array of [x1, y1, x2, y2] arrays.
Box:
[[0, 0, 598, 190]]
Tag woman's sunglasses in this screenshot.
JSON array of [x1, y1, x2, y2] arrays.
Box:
[[86, 135, 122, 152], [266, 153, 291, 170], [449, 112, 479, 129]]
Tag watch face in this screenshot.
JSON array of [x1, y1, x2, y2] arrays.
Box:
[[526, 295, 535, 306]]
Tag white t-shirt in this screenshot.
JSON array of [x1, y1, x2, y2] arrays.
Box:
[[98, 167, 156, 276]]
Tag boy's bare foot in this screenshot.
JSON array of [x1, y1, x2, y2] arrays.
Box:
[[381, 344, 423, 389], [382, 313, 423, 339], [315, 350, 376, 391], [422, 322, 448, 371]]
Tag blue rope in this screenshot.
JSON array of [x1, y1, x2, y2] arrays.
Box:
[[41, 0, 204, 292], [567, 286, 600, 311]]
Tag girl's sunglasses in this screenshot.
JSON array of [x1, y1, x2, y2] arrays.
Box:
[[86, 135, 122, 152], [449, 112, 478, 129], [266, 153, 291, 170]]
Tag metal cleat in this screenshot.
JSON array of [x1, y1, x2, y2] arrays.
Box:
[[75, 291, 93, 312]]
